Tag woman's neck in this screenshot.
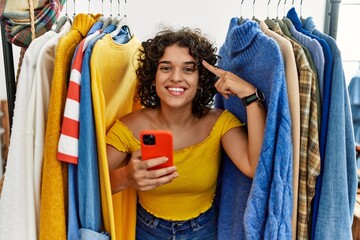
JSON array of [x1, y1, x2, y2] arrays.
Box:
[[155, 107, 198, 130]]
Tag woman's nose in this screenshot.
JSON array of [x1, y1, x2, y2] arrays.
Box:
[[170, 68, 183, 82]]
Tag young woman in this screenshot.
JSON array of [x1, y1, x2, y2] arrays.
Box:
[[106, 27, 266, 239]]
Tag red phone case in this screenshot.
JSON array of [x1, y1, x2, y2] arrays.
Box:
[[140, 130, 174, 170]]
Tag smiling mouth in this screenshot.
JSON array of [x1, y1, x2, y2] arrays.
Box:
[[167, 87, 185, 93]]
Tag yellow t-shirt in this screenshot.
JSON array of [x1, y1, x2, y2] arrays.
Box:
[[91, 34, 142, 239], [106, 110, 243, 221]]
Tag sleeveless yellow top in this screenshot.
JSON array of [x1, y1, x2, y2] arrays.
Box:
[[106, 110, 243, 221]]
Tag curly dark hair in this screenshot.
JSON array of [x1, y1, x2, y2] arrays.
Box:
[[135, 27, 218, 118]]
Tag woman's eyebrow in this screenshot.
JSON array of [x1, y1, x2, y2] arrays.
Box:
[[158, 60, 171, 64], [158, 61, 196, 65]]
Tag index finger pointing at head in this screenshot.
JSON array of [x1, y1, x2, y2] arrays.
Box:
[[202, 60, 226, 77]]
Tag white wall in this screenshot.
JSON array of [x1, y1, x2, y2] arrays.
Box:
[[0, 0, 327, 100]]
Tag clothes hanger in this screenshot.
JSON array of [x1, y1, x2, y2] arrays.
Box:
[[53, 0, 70, 32], [109, 0, 132, 38], [97, 0, 105, 24], [98, 0, 112, 30], [299, 0, 306, 24], [238, 0, 245, 25], [275, 0, 286, 24], [251, 0, 260, 23], [87, 0, 91, 15], [54, 15, 69, 33], [282, 0, 294, 30], [110, 0, 122, 28], [264, 0, 276, 29]]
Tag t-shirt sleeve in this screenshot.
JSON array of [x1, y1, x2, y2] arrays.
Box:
[[220, 110, 245, 136], [106, 120, 138, 153]]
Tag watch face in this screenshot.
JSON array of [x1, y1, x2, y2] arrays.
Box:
[[246, 94, 258, 103], [242, 88, 265, 106], [256, 89, 265, 102], [242, 93, 257, 106]]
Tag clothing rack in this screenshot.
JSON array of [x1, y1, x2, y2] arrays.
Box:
[[0, 0, 349, 133], [327, 0, 341, 39], [1, 23, 15, 131]]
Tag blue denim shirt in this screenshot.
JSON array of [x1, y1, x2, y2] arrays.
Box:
[[348, 73, 360, 150]]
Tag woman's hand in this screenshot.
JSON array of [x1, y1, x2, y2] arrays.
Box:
[[125, 149, 179, 191], [202, 60, 255, 99]]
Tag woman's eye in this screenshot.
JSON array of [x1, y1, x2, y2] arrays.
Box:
[[160, 66, 172, 72], [183, 67, 195, 73]]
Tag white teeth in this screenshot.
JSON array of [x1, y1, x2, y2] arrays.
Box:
[[168, 87, 184, 92]]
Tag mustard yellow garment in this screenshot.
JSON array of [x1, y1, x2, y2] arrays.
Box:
[[91, 34, 142, 240], [39, 14, 99, 240], [106, 110, 243, 221]]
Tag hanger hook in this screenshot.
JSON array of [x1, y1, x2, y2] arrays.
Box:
[[267, 0, 271, 18], [88, 0, 91, 13], [277, 0, 281, 18], [65, 0, 68, 16], [124, 0, 127, 17], [110, 0, 113, 16], [292, 0, 294, 6], [300, 0, 303, 16], [240, 0, 245, 17], [283, 0, 287, 17], [117, 0, 121, 16], [101, 0, 104, 14], [73, 0, 76, 16], [253, 0, 256, 18]]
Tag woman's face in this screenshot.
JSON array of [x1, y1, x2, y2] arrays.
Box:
[[155, 44, 199, 110]]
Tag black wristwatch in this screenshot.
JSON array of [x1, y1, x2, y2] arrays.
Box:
[[241, 88, 265, 106]]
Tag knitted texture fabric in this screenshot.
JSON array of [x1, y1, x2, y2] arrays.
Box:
[[215, 18, 293, 240]]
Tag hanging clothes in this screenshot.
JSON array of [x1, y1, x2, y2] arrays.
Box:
[[39, 13, 100, 240], [0, 30, 56, 240], [288, 23, 325, 101], [269, 21, 320, 240], [90, 31, 142, 240], [348, 68, 360, 159], [63, 20, 106, 240], [259, 21, 301, 240], [281, 17, 320, 90], [303, 16, 358, 240], [216, 18, 293, 240], [72, 22, 132, 239]]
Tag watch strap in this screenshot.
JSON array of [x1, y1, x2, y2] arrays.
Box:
[[241, 88, 264, 106]]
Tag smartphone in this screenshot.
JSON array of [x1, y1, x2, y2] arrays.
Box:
[[140, 130, 174, 170]]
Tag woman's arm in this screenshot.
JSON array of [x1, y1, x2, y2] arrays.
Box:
[[202, 60, 266, 178], [221, 101, 266, 178], [107, 144, 132, 193]]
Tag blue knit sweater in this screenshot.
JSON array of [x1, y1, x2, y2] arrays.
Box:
[[215, 18, 293, 240]]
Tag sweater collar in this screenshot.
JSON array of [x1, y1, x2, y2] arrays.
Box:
[[219, 18, 264, 67], [286, 7, 303, 31], [72, 13, 101, 38], [302, 16, 316, 33]]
